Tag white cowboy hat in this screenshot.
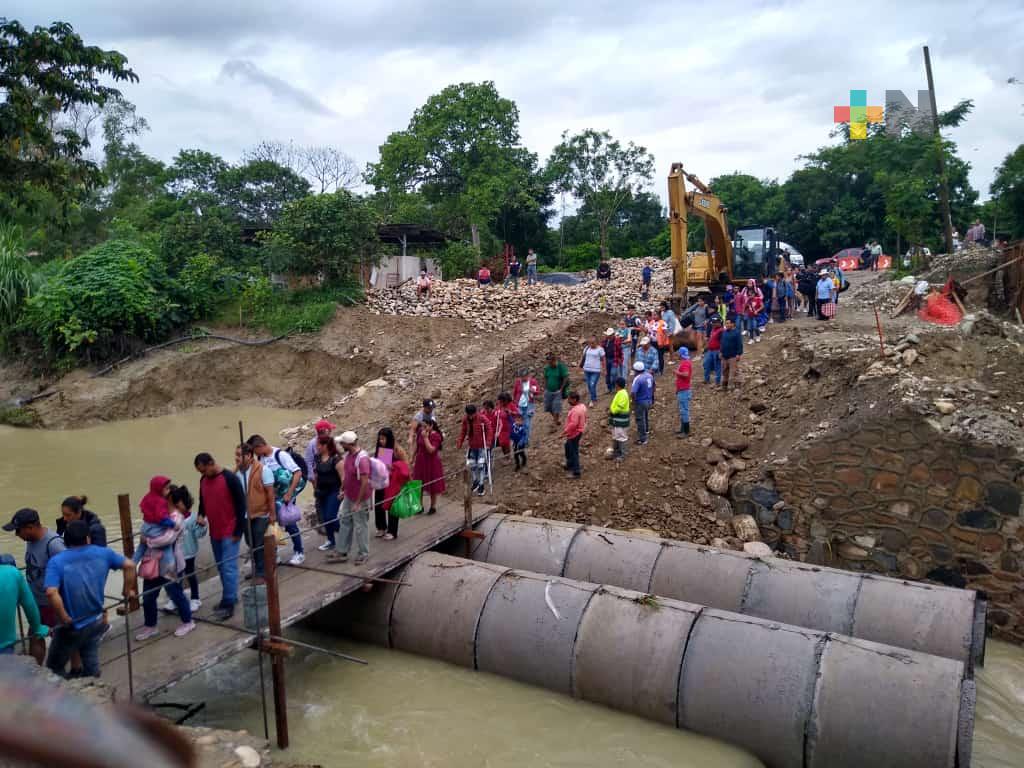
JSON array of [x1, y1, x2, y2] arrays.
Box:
[[632, 361, 646, 372], [604, 327, 615, 336], [639, 336, 651, 345]]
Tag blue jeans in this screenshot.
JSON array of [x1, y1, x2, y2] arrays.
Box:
[[676, 389, 692, 429], [338, 496, 371, 559], [584, 371, 601, 403], [564, 435, 581, 476], [745, 316, 760, 340], [46, 619, 106, 678], [635, 402, 651, 443], [467, 447, 487, 489], [318, 492, 340, 545], [211, 536, 240, 608], [144, 576, 191, 627], [526, 265, 537, 285], [703, 350, 721, 384], [522, 405, 536, 445], [622, 346, 631, 376], [285, 522, 303, 554]]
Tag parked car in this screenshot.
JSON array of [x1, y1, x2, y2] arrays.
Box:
[[778, 241, 804, 267], [816, 247, 892, 271]]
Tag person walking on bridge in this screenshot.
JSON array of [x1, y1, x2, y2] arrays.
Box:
[[4, 509, 64, 634], [249, 436, 306, 566], [56, 497, 106, 549], [235, 443, 276, 578], [195, 453, 246, 622], [328, 431, 373, 566], [0, 553, 47, 663]]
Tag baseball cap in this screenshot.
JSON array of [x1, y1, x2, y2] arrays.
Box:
[[314, 419, 336, 432], [3, 508, 40, 532], [338, 430, 358, 445], [632, 361, 645, 372], [604, 327, 615, 336], [422, 398, 435, 409]]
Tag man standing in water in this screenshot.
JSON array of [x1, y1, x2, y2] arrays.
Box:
[[195, 453, 247, 621]]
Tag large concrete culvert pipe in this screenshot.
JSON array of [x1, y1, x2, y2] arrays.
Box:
[[467, 514, 987, 670], [332, 552, 974, 768]]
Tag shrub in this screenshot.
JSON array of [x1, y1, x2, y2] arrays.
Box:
[[0, 223, 31, 327], [179, 252, 233, 319], [22, 239, 177, 363]]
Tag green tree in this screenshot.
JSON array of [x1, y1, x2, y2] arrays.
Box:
[[0, 224, 31, 328], [547, 129, 655, 262], [22, 238, 177, 363], [165, 149, 230, 197], [265, 191, 377, 281], [367, 81, 535, 254], [990, 144, 1024, 239], [217, 159, 311, 226], [0, 19, 137, 216]]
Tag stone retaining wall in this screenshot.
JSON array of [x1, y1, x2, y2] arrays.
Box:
[[746, 414, 1024, 644]]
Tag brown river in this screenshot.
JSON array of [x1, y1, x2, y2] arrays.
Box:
[[2, 407, 1022, 766]]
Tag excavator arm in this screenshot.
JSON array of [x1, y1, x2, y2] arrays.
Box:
[[667, 162, 733, 300]]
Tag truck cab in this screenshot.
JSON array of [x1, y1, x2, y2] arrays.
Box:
[[732, 226, 778, 281]]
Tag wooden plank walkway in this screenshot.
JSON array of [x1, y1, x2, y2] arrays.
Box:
[[98, 500, 493, 700]]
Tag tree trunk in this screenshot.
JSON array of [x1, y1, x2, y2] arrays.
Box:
[[470, 223, 480, 253], [599, 219, 609, 265]]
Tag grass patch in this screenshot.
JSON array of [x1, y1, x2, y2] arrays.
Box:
[[215, 281, 364, 336], [0, 406, 38, 427]]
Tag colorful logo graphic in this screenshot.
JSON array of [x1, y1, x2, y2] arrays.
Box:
[[833, 90, 884, 139]]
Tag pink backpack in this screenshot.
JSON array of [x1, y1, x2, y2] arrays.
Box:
[[356, 450, 390, 490]]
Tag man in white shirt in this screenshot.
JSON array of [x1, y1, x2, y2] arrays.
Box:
[[525, 249, 539, 286]]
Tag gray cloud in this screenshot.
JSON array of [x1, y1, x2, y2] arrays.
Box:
[[219, 59, 334, 116]]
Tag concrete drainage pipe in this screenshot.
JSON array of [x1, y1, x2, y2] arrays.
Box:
[[335, 551, 974, 768], [468, 514, 986, 670]]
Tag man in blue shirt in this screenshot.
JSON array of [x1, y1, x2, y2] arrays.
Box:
[[641, 265, 652, 299], [44, 520, 136, 678], [816, 270, 836, 320], [629, 360, 656, 445]]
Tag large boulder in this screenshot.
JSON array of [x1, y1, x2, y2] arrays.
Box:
[[712, 429, 750, 453]]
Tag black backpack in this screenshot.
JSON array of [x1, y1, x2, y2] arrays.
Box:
[[275, 447, 309, 481]]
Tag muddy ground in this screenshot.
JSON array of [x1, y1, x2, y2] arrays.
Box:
[[12, 268, 1024, 545]]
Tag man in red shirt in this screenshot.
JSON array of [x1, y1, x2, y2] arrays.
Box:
[[327, 431, 373, 566], [703, 316, 723, 385], [675, 348, 693, 438], [562, 392, 587, 479], [195, 452, 247, 620]]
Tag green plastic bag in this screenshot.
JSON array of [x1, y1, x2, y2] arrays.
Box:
[[390, 480, 423, 519]]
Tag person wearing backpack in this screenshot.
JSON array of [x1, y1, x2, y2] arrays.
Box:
[[328, 431, 376, 565], [249, 435, 308, 566]]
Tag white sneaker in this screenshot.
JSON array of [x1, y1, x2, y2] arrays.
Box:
[[288, 552, 306, 566], [317, 541, 335, 551], [161, 599, 176, 613], [189, 599, 202, 612], [174, 621, 196, 638], [135, 626, 159, 642], [383, 533, 395, 541]]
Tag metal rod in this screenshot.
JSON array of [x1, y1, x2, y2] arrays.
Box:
[[463, 466, 473, 559], [873, 307, 886, 357], [284, 562, 409, 585], [923, 45, 954, 257], [268, 635, 368, 666], [124, 604, 134, 702], [263, 531, 289, 749]]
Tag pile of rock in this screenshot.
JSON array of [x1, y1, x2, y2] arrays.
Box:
[[366, 257, 673, 331]]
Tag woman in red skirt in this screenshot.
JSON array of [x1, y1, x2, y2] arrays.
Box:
[[413, 418, 445, 516]]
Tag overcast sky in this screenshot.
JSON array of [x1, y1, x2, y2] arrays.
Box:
[[10, 1, 1024, 208]]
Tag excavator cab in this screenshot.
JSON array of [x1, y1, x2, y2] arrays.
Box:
[[732, 226, 777, 281]]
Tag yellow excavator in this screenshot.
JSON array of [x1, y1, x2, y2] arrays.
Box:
[[667, 162, 777, 306]]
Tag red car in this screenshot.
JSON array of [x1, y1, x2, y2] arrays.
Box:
[[815, 247, 891, 271]]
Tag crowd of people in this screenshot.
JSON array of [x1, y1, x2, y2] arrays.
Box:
[[0, 258, 850, 679], [0, 417, 458, 679]]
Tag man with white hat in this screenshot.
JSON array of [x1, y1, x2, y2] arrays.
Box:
[[635, 336, 659, 376], [601, 327, 623, 395], [816, 269, 836, 320], [629, 360, 656, 445], [327, 431, 373, 566]]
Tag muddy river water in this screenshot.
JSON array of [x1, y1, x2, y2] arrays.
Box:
[[2, 407, 1022, 766]]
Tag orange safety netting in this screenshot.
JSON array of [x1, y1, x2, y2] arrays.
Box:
[[918, 292, 962, 325]]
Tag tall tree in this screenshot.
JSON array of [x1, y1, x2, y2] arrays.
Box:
[[303, 146, 360, 193], [214, 159, 311, 226], [0, 19, 137, 216], [547, 129, 655, 262], [989, 144, 1024, 239], [367, 81, 532, 253]]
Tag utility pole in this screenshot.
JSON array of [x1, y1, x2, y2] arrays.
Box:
[[923, 45, 954, 256]]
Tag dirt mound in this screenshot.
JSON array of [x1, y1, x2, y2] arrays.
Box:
[[30, 343, 384, 427]]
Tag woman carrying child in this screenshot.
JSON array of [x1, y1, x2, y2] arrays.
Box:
[[134, 476, 195, 640], [161, 485, 206, 614]]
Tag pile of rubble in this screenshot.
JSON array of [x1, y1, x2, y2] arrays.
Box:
[[366, 258, 672, 331]]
